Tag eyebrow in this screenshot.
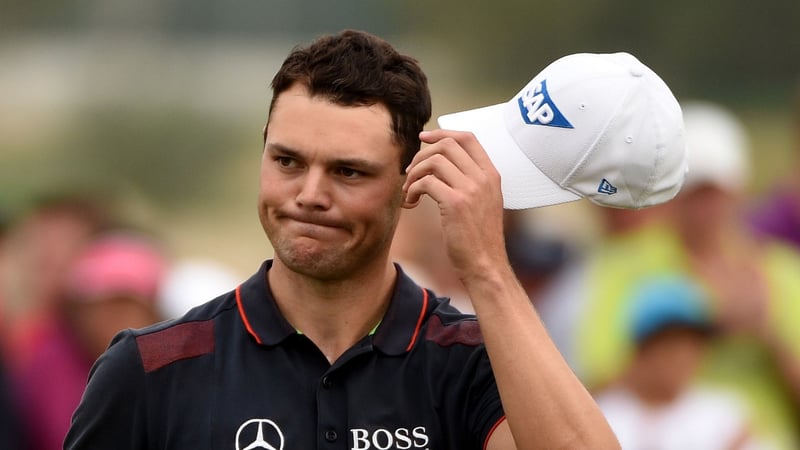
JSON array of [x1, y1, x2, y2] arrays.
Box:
[[266, 142, 385, 172]]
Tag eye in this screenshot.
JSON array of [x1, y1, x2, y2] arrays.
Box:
[[337, 167, 363, 178], [275, 156, 296, 168]]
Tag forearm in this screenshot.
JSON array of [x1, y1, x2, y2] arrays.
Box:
[[467, 267, 620, 450], [404, 128, 618, 448]]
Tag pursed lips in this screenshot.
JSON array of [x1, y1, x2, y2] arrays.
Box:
[[280, 213, 345, 236]]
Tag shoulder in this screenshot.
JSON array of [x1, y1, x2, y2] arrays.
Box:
[[681, 386, 748, 412], [674, 387, 752, 439], [118, 291, 238, 373], [422, 300, 484, 348]]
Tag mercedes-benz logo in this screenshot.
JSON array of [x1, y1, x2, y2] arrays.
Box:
[[235, 418, 285, 450]]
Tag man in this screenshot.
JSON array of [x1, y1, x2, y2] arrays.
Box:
[[66, 30, 621, 449]]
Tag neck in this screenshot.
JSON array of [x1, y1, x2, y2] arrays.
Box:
[[267, 258, 397, 364]]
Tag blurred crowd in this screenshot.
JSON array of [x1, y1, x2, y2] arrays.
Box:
[[0, 196, 240, 449], [393, 93, 800, 450], [1, 92, 800, 449]]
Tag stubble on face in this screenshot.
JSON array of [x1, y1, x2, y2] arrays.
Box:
[[265, 189, 404, 282], [259, 85, 407, 283]]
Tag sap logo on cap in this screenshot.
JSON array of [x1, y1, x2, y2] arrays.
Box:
[[598, 178, 618, 195], [517, 80, 573, 128]]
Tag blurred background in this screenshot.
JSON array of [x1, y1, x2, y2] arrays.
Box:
[[2, 0, 799, 274], [2, 1, 800, 448]]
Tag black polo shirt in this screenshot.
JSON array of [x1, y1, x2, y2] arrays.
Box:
[[65, 260, 505, 450]]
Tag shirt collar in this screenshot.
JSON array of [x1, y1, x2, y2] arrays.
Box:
[[235, 260, 432, 355]]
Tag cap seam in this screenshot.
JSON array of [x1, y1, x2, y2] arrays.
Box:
[[639, 83, 666, 209], [563, 76, 639, 203]]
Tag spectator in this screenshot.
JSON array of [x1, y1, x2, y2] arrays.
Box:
[[534, 201, 677, 375], [552, 101, 800, 449], [668, 102, 800, 449], [0, 194, 108, 368], [596, 275, 763, 450], [13, 230, 168, 450]]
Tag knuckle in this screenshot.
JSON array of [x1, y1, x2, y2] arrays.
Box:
[[439, 136, 458, 146]]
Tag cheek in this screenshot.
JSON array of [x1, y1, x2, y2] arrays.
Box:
[[356, 183, 403, 220], [258, 171, 285, 213], [258, 155, 282, 197]]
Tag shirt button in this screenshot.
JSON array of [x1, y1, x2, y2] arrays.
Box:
[[322, 376, 332, 389], [325, 430, 338, 442]]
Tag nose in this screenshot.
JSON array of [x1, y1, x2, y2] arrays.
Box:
[[295, 168, 331, 209]]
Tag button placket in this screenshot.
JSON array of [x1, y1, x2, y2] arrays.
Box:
[[317, 371, 347, 449], [324, 429, 338, 442]]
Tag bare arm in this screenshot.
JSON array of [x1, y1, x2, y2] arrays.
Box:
[[403, 129, 619, 450]]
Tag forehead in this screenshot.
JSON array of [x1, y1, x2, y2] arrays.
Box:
[[266, 84, 399, 164]]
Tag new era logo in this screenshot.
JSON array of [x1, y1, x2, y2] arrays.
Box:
[[598, 179, 617, 195], [517, 79, 573, 128]]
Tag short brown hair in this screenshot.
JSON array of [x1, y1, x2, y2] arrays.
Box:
[[267, 29, 432, 170]]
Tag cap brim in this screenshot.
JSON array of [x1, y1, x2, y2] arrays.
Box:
[[438, 104, 581, 209]]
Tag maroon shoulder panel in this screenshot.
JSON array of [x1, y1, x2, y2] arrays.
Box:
[[136, 320, 215, 373], [424, 314, 483, 347]]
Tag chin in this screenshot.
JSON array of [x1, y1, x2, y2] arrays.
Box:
[[275, 247, 352, 281]]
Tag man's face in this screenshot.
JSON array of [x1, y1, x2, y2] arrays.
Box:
[[259, 84, 407, 280], [676, 183, 737, 236]]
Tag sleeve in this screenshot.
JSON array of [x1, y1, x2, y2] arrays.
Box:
[[63, 330, 149, 450], [465, 347, 506, 448]]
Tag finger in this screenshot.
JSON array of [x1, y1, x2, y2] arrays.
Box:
[[402, 185, 423, 209], [405, 172, 457, 211], [403, 151, 470, 195], [406, 134, 484, 181], [419, 129, 496, 172]]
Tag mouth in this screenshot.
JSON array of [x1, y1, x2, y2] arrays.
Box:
[[279, 213, 346, 236]]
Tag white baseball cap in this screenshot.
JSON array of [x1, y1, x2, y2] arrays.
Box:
[[681, 100, 749, 193], [438, 52, 688, 210]]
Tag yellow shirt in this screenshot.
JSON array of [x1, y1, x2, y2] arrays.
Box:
[[576, 224, 800, 450]]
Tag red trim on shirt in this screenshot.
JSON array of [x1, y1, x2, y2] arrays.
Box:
[[405, 288, 429, 352], [236, 284, 262, 344], [483, 415, 507, 450]]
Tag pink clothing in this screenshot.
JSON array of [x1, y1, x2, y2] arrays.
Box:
[[12, 316, 95, 450], [65, 232, 167, 304]]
